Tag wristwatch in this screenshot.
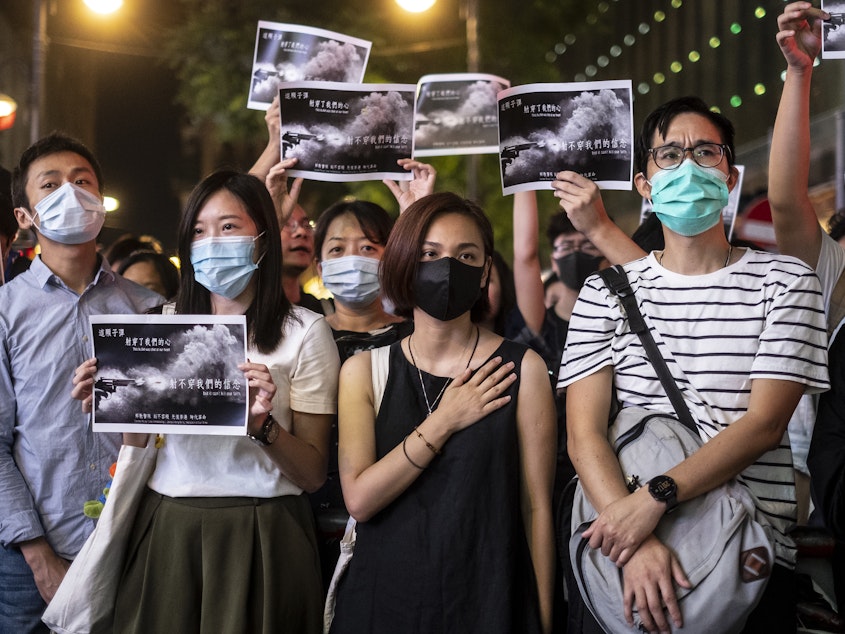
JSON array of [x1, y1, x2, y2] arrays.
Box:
[[647, 475, 678, 513], [248, 414, 279, 446]]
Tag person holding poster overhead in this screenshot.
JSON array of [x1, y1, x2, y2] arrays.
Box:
[[73, 170, 339, 633], [330, 192, 555, 634]]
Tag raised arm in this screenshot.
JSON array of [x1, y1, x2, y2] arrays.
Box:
[[249, 96, 282, 181], [512, 191, 547, 335], [769, 2, 829, 267], [551, 171, 645, 265]]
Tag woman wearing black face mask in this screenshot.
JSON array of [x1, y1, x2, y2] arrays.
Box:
[[330, 192, 556, 634]]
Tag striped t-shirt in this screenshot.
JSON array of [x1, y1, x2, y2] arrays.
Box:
[[558, 248, 829, 567]]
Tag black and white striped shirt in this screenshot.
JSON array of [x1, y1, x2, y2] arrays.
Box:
[[559, 249, 830, 567]]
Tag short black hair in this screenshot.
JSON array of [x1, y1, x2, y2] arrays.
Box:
[[117, 249, 180, 300], [634, 96, 735, 177], [11, 132, 103, 210], [829, 209, 845, 243], [314, 199, 394, 262], [546, 211, 578, 247]]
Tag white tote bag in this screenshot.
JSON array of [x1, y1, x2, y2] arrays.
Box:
[[42, 440, 158, 634], [323, 344, 390, 634]]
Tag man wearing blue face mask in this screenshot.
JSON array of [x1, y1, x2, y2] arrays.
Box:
[[0, 133, 163, 632], [559, 97, 829, 633]]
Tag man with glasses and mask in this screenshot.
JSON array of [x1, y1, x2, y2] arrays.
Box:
[[558, 96, 828, 633], [0, 133, 162, 632], [280, 203, 328, 314]]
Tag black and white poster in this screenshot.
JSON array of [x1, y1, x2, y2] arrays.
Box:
[[413, 73, 510, 157], [822, 1, 845, 58], [89, 315, 248, 435], [279, 81, 416, 182], [248, 22, 372, 110], [498, 80, 633, 195]]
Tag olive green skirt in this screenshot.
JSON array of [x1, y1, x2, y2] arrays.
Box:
[[113, 488, 322, 634]]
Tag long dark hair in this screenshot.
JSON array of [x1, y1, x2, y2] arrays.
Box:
[[175, 170, 290, 353]]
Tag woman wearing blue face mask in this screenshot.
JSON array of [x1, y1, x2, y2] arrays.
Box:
[[73, 170, 340, 633], [330, 192, 556, 634], [309, 199, 414, 589]]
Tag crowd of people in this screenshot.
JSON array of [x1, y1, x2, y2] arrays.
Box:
[[1, 3, 844, 633]]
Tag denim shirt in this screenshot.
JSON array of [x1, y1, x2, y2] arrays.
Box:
[[0, 256, 162, 558]]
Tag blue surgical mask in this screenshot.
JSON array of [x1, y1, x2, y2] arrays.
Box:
[[320, 255, 381, 307], [24, 182, 106, 245], [649, 160, 729, 237], [190, 234, 264, 300]]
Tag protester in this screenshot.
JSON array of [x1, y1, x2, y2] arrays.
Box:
[[116, 249, 179, 300], [308, 198, 413, 586], [0, 133, 163, 633], [559, 96, 828, 633], [330, 192, 556, 633], [72, 169, 340, 633], [102, 233, 164, 272], [769, 0, 845, 614]]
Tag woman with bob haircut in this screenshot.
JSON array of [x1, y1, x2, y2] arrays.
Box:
[[73, 170, 339, 633], [330, 191, 556, 634]]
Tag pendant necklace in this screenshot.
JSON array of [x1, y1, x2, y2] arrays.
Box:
[[408, 326, 480, 416]]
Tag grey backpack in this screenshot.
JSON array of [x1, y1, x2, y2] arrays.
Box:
[[568, 266, 775, 633], [569, 407, 773, 633]]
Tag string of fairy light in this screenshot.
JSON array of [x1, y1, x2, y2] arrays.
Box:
[[544, 1, 813, 113]]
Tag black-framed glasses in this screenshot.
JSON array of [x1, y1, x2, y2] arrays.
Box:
[[647, 143, 730, 170]]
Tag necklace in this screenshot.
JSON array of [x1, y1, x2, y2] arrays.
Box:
[[657, 245, 733, 268], [408, 326, 480, 416]]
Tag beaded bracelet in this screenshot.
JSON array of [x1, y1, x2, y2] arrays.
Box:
[[403, 434, 426, 470], [414, 426, 441, 455]]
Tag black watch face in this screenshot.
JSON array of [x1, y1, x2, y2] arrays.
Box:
[[650, 475, 675, 500]]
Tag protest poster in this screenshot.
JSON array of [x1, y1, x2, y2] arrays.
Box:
[[498, 80, 633, 195], [279, 81, 416, 182], [89, 314, 248, 435], [248, 22, 371, 110], [413, 73, 510, 157], [822, 1, 845, 59]]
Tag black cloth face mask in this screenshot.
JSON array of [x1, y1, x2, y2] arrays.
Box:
[[414, 257, 483, 321], [555, 252, 603, 291]]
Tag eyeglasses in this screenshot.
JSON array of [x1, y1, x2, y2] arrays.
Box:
[[282, 218, 313, 234], [647, 143, 730, 171], [552, 239, 601, 257]]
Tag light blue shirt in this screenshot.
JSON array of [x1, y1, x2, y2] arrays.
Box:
[[0, 256, 162, 558]]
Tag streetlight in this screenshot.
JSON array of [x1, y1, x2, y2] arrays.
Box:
[[83, 0, 123, 14], [396, 0, 436, 12], [395, 0, 481, 199], [0, 94, 17, 132], [30, 0, 124, 143]]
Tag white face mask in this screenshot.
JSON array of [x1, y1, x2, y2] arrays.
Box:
[[320, 254, 381, 307], [23, 182, 106, 245]]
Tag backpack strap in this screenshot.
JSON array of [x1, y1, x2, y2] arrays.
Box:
[[827, 270, 845, 339], [598, 265, 698, 434], [370, 345, 391, 417]]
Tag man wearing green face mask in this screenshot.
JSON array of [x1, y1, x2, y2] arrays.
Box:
[[559, 96, 829, 633]]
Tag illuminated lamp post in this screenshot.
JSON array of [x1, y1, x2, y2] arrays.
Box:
[[30, 0, 123, 143], [0, 94, 17, 132], [395, 0, 481, 200]]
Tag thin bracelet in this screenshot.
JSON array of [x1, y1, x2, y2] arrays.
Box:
[[402, 434, 426, 470], [414, 426, 441, 455]]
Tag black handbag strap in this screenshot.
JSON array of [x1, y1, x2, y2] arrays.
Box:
[[598, 265, 698, 434]]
